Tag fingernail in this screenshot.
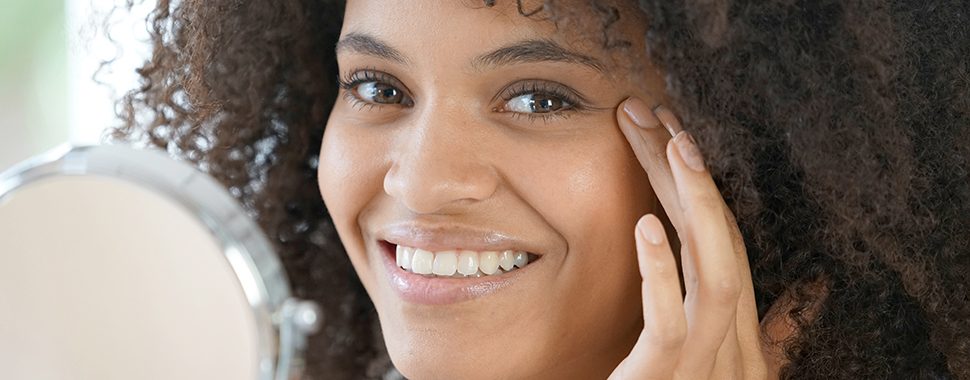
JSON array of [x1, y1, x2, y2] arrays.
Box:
[[653, 105, 684, 137], [673, 131, 707, 172], [623, 97, 659, 129], [637, 214, 666, 246]]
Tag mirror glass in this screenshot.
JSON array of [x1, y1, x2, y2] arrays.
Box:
[[0, 145, 319, 380]]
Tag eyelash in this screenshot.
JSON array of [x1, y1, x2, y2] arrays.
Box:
[[337, 69, 407, 111], [495, 81, 586, 122], [337, 68, 588, 123]]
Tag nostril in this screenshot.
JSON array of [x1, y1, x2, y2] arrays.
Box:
[[382, 150, 500, 215]]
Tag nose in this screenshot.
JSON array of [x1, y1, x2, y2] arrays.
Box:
[[383, 110, 499, 215]]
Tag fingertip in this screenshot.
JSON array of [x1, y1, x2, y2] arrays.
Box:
[[621, 97, 661, 129], [636, 214, 666, 246], [652, 105, 684, 137]]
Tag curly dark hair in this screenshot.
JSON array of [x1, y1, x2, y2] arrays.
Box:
[[109, 0, 970, 378]]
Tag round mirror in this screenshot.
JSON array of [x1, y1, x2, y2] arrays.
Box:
[[0, 144, 320, 380]]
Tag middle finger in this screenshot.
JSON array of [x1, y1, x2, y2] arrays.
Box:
[[666, 127, 744, 378]]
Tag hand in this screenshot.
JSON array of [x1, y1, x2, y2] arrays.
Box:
[[609, 98, 767, 380]]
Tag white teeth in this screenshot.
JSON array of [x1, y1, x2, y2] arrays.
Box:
[[394, 245, 534, 278], [432, 251, 458, 276], [457, 251, 479, 276], [396, 245, 412, 270], [498, 250, 515, 271], [514, 251, 528, 268], [479, 251, 500, 275], [411, 248, 434, 275]]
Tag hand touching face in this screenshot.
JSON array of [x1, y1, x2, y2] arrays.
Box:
[[613, 98, 767, 379]]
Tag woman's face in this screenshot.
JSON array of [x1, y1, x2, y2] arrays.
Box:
[[319, 1, 667, 378]]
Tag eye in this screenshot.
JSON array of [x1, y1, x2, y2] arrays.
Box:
[[504, 93, 571, 114], [356, 81, 405, 104], [495, 80, 587, 121], [338, 70, 413, 107]]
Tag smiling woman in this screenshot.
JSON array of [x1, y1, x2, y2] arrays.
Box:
[[110, 0, 970, 379], [319, 3, 656, 378]]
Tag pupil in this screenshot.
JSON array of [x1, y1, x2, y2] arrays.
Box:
[[531, 96, 560, 113], [377, 87, 399, 103]]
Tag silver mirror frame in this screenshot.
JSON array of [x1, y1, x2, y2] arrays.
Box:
[[0, 144, 321, 380]]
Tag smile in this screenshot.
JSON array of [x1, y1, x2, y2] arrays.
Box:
[[395, 245, 537, 277], [378, 240, 543, 305]]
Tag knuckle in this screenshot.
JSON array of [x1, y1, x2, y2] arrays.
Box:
[[687, 191, 722, 212], [649, 259, 669, 275], [705, 275, 742, 301], [643, 321, 687, 350]]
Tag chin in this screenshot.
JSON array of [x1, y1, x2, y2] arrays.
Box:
[[387, 344, 515, 380], [380, 320, 533, 380]]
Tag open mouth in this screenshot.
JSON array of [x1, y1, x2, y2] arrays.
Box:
[[379, 240, 541, 279], [378, 240, 543, 305]]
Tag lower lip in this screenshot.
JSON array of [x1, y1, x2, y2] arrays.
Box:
[[378, 241, 536, 305]]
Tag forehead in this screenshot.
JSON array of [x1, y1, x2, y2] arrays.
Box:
[[340, 0, 647, 76]]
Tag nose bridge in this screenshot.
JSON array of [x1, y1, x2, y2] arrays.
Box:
[[383, 100, 498, 214]]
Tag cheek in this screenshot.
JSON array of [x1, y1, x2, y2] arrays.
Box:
[[562, 141, 651, 309], [317, 116, 388, 285], [512, 130, 653, 263], [319, 122, 370, 221], [503, 127, 654, 345]]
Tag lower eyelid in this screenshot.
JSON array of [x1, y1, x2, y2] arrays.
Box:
[[509, 112, 574, 124], [342, 90, 379, 111], [342, 87, 415, 112]]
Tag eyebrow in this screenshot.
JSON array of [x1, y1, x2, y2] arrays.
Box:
[[335, 32, 410, 65], [335, 32, 606, 74], [472, 39, 606, 74]]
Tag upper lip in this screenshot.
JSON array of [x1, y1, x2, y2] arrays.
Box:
[[377, 222, 543, 255]]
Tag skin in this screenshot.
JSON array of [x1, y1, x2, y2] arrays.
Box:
[[318, 1, 771, 378], [615, 100, 768, 379]]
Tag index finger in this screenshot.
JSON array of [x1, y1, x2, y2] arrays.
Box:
[[617, 97, 685, 237]]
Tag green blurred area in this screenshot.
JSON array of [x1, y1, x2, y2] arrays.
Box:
[[0, 0, 67, 169]]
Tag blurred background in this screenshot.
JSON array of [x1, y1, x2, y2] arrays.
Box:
[[0, 0, 152, 170]]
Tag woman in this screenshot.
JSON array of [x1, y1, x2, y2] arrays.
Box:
[[112, 0, 970, 378]]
